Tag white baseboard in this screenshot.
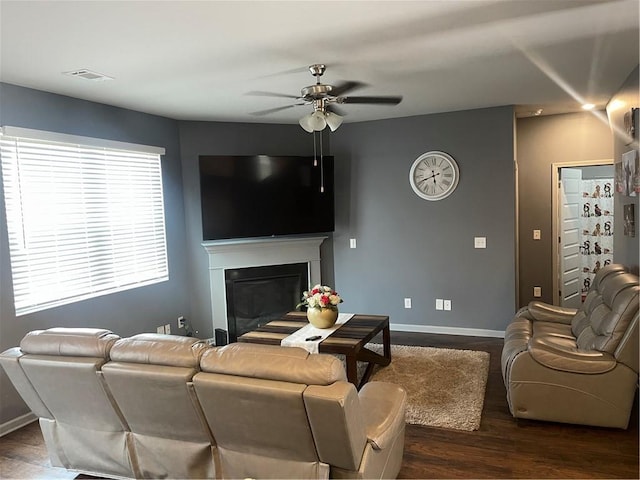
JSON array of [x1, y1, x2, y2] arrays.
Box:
[[0, 412, 37, 437], [390, 323, 505, 338]]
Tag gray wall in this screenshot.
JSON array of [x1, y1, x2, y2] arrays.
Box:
[[178, 107, 516, 337], [177, 121, 332, 338], [608, 66, 640, 273], [330, 106, 516, 333], [0, 83, 191, 424], [516, 112, 613, 307]]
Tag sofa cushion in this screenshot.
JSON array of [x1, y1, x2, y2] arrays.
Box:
[[571, 265, 626, 337], [19, 327, 118, 358], [109, 333, 210, 368], [200, 342, 347, 385], [528, 334, 617, 374], [576, 275, 639, 354]]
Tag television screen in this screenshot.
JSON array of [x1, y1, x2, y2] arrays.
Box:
[[199, 155, 334, 240]]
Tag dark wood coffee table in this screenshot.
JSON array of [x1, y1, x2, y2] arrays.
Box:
[[237, 311, 391, 389]]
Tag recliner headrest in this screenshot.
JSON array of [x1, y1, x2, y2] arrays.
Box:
[[592, 264, 626, 289], [601, 273, 639, 308], [20, 327, 119, 358], [200, 342, 347, 385], [109, 334, 210, 368]]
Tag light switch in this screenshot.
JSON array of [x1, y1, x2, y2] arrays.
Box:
[[533, 229, 541, 240], [474, 237, 487, 249], [436, 299, 444, 310], [350, 238, 357, 249]]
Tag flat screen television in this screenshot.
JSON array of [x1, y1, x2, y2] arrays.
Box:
[[199, 155, 335, 240]]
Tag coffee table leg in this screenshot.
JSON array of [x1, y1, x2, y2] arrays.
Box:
[[345, 355, 358, 386], [383, 324, 391, 361]]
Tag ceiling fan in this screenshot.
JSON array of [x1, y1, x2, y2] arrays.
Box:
[[248, 64, 403, 132]]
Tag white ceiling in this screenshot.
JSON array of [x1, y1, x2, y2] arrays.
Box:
[[1, 0, 638, 124]]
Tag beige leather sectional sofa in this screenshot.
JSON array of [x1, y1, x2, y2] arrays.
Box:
[[0, 329, 406, 479], [502, 264, 639, 429]]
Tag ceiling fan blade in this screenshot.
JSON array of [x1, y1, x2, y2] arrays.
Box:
[[256, 65, 312, 79], [327, 104, 348, 116], [250, 104, 297, 116], [340, 95, 403, 105], [328, 81, 367, 97], [246, 90, 301, 100]]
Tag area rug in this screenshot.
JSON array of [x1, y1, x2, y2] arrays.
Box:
[[366, 344, 490, 431]]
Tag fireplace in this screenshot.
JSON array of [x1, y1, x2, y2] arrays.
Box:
[[202, 236, 326, 342], [225, 263, 308, 342]]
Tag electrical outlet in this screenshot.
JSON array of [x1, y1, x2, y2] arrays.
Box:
[[164, 323, 171, 335], [177, 316, 186, 329], [436, 299, 444, 310], [404, 297, 412, 309], [533, 286, 542, 297], [443, 299, 452, 311], [156, 325, 165, 334]]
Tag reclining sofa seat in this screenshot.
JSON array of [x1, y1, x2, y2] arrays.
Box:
[[101, 333, 215, 479], [502, 264, 639, 428], [193, 342, 407, 479], [0, 328, 136, 478], [2, 331, 407, 479]]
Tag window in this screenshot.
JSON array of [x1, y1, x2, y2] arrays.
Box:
[[0, 126, 168, 315]]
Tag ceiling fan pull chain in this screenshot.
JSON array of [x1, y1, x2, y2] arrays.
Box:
[[313, 131, 317, 166], [320, 129, 324, 193]]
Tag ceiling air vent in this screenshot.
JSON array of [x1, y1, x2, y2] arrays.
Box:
[[63, 69, 113, 81]]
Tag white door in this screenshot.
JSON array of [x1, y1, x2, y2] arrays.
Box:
[[559, 168, 582, 308]]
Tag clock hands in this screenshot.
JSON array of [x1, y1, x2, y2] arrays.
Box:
[[418, 170, 440, 187]]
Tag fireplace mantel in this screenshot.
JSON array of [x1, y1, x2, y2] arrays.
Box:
[[202, 236, 327, 333]]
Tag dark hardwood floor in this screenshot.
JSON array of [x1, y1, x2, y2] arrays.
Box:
[[0, 332, 638, 479], [393, 332, 639, 479]]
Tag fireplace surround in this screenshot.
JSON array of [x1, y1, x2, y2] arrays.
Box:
[[202, 236, 326, 340]]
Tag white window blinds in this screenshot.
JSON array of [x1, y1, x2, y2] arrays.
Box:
[[0, 126, 168, 315]]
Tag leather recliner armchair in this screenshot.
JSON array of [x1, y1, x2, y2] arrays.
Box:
[[502, 264, 639, 428]]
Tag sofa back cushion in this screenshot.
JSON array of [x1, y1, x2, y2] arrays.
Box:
[[108, 332, 209, 368], [13, 328, 135, 478], [575, 273, 639, 355], [571, 264, 626, 337], [20, 327, 119, 357], [193, 343, 347, 478], [102, 334, 215, 479], [199, 342, 347, 384], [17, 328, 123, 430]]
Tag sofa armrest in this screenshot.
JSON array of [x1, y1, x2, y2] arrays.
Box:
[[358, 381, 406, 450], [525, 301, 577, 324], [528, 335, 616, 374]]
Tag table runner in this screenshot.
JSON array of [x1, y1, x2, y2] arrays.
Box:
[[281, 313, 354, 353]]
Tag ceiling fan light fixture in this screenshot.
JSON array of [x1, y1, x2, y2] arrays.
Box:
[[309, 110, 327, 131], [299, 113, 315, 132], [325, 111, 343, 131]]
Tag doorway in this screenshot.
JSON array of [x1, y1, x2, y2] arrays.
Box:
[[552, 161, 614, 307]]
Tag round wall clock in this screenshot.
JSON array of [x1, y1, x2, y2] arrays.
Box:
[[409, 150, 460, 201]]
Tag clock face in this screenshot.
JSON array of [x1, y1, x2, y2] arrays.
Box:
[[409, 151, 459, 201]]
